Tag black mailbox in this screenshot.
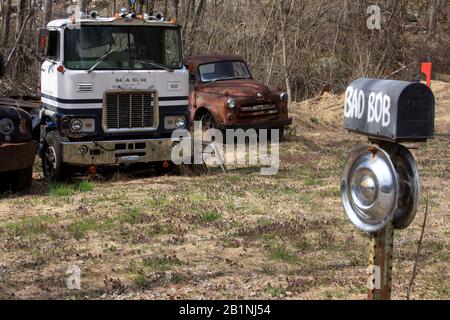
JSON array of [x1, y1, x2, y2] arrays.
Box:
[[344, 78, 435, 142]]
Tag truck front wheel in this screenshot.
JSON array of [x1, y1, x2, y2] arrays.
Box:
[[42, 131, 71, 182]]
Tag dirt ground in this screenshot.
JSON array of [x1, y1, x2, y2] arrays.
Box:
[[0, 82, 448, 300]]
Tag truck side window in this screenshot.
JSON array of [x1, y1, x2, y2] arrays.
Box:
[[47, 30, 59, 61]]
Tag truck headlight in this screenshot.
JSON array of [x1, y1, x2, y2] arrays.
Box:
[[70, 119, 83, 132], [227, 98, 236, 109], [175, 116, 186, 128], [165, 116, 187, 129], [0, 118, 15, 135], [280, 92, 289, 102], [70, 119, 95, 133]]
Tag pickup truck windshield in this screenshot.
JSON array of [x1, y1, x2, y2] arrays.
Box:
[[199, 61, 251, 83], [64, 26, 182, 70]]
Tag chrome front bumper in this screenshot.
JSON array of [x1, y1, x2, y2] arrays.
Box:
[[61, 138, 178, 166]]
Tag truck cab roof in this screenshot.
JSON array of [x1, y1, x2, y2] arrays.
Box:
[[47, 17, 179, 29]]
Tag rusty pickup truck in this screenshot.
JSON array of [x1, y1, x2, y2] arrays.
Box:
[[0, 98, 37, 193], [185, 55, 292, 137]]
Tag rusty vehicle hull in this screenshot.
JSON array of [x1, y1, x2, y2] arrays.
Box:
[[0, 141, 37, 173], [185, 55, 292, 134], [0, 103, 37, 193], [0, 141, 37, 193]]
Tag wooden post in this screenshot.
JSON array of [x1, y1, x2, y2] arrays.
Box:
[[368, 223, 394, 300]]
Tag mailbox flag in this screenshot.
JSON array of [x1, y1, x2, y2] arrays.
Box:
[[421, 62, 432, 88]]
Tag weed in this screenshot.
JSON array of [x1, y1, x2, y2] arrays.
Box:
[[200, 210, 222, 223], [142, 256, 182, 271]]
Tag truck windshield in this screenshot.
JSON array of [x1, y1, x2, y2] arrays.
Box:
[[199, 61, 251, 83], [64, 26, 182, 70]]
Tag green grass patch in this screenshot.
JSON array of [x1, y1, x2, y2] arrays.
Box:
[[77, 180, 94, 193], [294, 238, 313, 252], [142, 256, 182, 271], [67, 217, 115, 240], [304, 177, 323, 186], [282, 188, 298, 196], [310, 117, 319, 124], [48, 181, 94, 197], [48, 184, 76, 197], [147, 196, 169, 208], [258, 218, 273, 227], [200, 210, 222, 223], [227, 175, 242, 183], [5, 215, 57, 237], [265, 284, 286, 297], [317, 187, 340, 198], [134, 273, 150, 289], [299, 193, 313, 205], [145, 224, 176, 237], [294, 166, 315, 177], [267, 243, 300, 264], [120, 207, 146, 225]]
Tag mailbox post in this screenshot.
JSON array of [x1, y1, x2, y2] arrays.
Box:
[[340, 78, 435, 300]]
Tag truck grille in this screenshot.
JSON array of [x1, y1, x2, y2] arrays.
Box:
[[239, 103, 278, 117], [104, 92, 156, 131]]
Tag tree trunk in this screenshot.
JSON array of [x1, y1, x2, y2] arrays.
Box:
[[189, 0, 205, 46], [182, 0, 192, 41], [78, 0, 90, 13], [173, 0, 180, 20], [136, 0, 144, 15], [16, 0, 26, 42], [279, 0, 294, 102], [164, 0, 169, 17], [148, 0, 156, 14], [43, 0, 53, 27], [281, 34, 292, 102], [1, 0, 11, 46], [428, 0, 441, 39]]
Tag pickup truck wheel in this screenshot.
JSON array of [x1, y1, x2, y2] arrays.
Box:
[[11, 166, 33, 193], [201, 112, 217, 131], [42, 131, 71, 182], [200, 112, 227, 144]]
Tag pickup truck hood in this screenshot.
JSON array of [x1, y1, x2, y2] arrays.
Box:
[[198, 80, 273, 98]]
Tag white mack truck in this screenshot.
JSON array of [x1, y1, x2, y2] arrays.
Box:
[[38, 10, 189, 181]]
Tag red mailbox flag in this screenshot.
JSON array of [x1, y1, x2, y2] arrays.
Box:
[[421, 62, 432, 88]]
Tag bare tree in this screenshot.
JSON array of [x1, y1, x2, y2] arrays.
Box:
[[1, 0, 12, 46], [16, 0, 26, 42], [42, 0, 53, 27], [173, 0, 180, 20], [78, 0, 90, 13]]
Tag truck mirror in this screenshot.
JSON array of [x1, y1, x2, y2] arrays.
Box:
[[37, 28, 49, 59], [344, 78, 435, 142], [37, 29, 59, 61]]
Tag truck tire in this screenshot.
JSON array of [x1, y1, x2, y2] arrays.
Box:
[[201, 112, 217, 132], [11, 166, 33, 193], [42, 131, 72, 182]]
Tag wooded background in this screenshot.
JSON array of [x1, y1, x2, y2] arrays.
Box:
[[0, 0, 449, 100]]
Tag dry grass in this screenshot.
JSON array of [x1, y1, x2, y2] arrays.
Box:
[[0, 82, 448, 300]]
